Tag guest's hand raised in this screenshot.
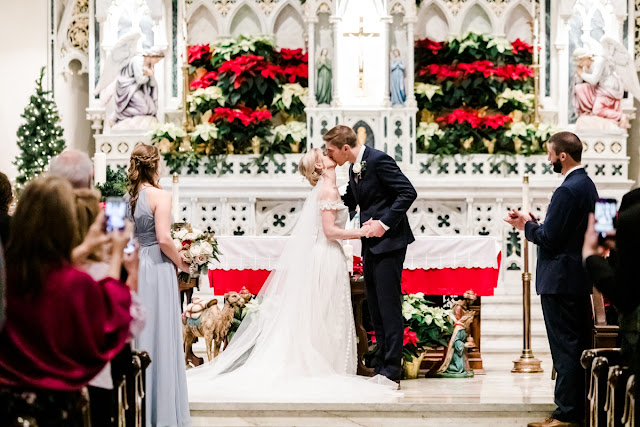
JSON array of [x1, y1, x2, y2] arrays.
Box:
[[72, 210, 111, 265], [110, 221, 135, 254], [123, 245, 140, 292]]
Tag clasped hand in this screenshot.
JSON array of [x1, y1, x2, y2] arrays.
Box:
[[362, 219, 386, 238]]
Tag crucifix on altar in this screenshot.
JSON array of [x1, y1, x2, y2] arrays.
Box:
[[335, 3, 387, 107], [343, 17, 380, 95]]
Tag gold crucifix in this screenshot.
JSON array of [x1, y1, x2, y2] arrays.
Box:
[[343, 17, 380, 90]]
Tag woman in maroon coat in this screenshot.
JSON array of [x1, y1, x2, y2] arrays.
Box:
[[0, 176, 135, 425]]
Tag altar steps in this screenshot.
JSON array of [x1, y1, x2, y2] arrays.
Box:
[[481, 293, 551, 356], [188, 355, 556, 427]]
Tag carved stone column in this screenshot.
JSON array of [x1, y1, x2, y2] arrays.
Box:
[[329, 16, 341, 106], [404, 16, 417, 108], [382, 16, 392, 107], [307, 17, 318, 107]]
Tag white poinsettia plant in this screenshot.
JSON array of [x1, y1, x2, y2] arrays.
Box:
[[213, 34, 275, 61], [172, 225, 219, 280], [414, 83, 443, 100], [496, 88, 535, 110], [188, 86, 225, 113], [190, 123, 219, 144], [273, 121, 307, 143], [416, 122, 444, 149], [273, 83, 308, 108], [149, 122, 186, 143], [402, 292, 455, 349]]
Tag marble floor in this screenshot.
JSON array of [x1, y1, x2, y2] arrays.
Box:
[[188, 352, 557, 426]]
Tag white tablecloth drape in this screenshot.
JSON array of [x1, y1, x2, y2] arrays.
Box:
[[213, 236, 501, 271]]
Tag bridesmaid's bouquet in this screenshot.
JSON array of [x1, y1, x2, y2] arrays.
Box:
[[172, 224, 220, 282]]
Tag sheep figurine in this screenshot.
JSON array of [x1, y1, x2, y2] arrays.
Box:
[[182, 291, 246, 364]]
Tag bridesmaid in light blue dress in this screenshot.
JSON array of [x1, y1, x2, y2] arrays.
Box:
[[127, 143, 191, 427]]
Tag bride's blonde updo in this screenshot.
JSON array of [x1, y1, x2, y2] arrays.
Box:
[[298, 148, 324, 186], [128, 143, 161, 216]]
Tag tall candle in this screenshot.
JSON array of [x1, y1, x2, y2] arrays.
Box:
[[172, 173, 180, 221], [343, 243, 354, 274], [94, 152, 107, 185], [522, 174, 530, 216]]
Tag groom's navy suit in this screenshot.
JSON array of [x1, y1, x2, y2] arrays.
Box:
[[342, 146, 417, 381]]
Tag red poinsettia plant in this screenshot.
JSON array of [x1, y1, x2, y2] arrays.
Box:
[[368, 327, 422, 361], [187, 44, 213, 70], [419, 61, 534, 82], [352, 255, 363, 276], [209, 106, 272, 153], [436, 109, 512, 130], [274, 48, 309, 85], [511, 38, 533, 55], [215, 54, 283, 107]]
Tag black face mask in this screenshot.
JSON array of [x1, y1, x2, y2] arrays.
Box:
[[552, 159, 563, 174]]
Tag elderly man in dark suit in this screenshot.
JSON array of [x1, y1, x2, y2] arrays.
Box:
[[324, 125, 417, 386], [505, 131, 598, 427]]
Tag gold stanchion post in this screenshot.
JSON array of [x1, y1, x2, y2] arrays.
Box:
[[512, 174, 543, 373]]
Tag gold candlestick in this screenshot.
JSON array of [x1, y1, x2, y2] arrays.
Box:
[[512, 175, 543, 373]]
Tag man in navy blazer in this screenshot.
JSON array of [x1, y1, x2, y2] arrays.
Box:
[[505, 131, 598, 427], [324, 125, 417, 384]]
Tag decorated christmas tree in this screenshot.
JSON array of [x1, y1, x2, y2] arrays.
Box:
[[13, 67, 66, 189]]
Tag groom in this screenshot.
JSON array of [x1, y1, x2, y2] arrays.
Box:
[[324, 125, 417, 383]]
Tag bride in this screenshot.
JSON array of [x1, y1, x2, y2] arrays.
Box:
[[187, 148, 401, 403]]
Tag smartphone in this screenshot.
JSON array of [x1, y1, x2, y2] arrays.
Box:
[[105, 197, 127, 233], [594, 198, 617, 240]]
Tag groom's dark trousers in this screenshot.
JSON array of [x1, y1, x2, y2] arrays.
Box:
[[343, 146, 416, 381]]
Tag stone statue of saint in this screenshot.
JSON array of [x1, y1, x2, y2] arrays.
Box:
[[316, 48, 332, 105], [390, 48, 406, 106], [435, 299, 475, 378], [112, 48, 164, 125], [94, 32, 165, 130]]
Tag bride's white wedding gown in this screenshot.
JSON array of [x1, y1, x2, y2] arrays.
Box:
[[187, 178, 400, 402]]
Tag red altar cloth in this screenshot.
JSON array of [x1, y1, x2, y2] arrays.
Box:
[[209, 253, 501, 296]]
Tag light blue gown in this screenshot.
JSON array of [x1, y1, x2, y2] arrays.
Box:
[[129, 189, 191, 426]]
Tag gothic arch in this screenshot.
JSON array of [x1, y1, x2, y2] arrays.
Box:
[[416, 2, 450, 41], [227, 2, 265, 37], [460, 1, 496, 36]]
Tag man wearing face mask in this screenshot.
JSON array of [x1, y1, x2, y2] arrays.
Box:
[[504, 131, 598, 427]]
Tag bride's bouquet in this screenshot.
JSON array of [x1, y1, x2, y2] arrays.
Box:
[[172, 224, 220, 283]]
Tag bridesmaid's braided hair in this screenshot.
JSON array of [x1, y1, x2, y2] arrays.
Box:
[[128, 143, 161, 217]]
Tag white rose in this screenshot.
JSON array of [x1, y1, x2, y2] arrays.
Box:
[[184, 232, 198, 241], [199, 241, 214, 255], [179, 250, 191, 263], [174, 229, 188, 239], [191, 228, 203, 237], [352, 162, 362, 174], [189, 244, 203, 258], [196, 254, 208, 265], [173, 239, 182, 251]]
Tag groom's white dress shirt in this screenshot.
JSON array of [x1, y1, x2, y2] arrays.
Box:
[[352, 145, 389, 231]]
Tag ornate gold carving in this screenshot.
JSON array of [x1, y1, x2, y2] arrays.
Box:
[[118, 142, 130, 154], [594, 141, 605, 153], [67, 16, 90, 54], [611, 141, 622, 154], [101, 143, 113, 154]]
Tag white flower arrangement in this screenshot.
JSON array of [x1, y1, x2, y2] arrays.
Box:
[[272, 83, 308, 109], [149, 122, 186, 142], [171, 225, 219, 279], [188, 86, 225, 112], [414, 83, 443, 100], [273, 121, 307, 143], [417, 122, 444, 149], [505, 121, 536, 138], [213, 35, 275, 60], [486, 36, 513, 53], [496, 89, 535, 109], [190, 123, 219, 143]]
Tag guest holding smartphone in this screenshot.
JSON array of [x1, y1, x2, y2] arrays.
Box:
[[126, 143, 191, 427]]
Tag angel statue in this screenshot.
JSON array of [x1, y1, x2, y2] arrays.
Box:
[[433, 295, 476, 378], [572, 36, 640, 130], [95, 32, 165, 130]]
